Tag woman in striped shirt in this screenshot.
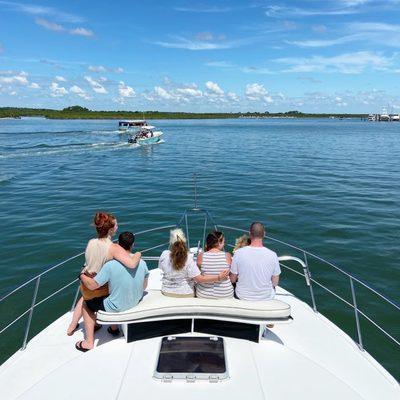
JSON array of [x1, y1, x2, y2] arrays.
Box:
[[196, 231, 234, 299], [159, 229, 229, 298]]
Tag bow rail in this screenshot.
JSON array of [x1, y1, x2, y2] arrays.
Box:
[[0, 208, 399, 379]]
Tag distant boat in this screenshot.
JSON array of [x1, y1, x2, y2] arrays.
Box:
[[368, 114, 376, 121], [380, 108, 390, 121], [390, 114, 399, 121], [128, 125, 163, 145], [118, 120, 147, 133]]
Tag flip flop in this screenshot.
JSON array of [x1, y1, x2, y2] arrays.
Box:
[[107, 326, 120, 336], [75, 341, 90, 352]]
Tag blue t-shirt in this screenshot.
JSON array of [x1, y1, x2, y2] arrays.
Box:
[[94, 259, 149, 312]]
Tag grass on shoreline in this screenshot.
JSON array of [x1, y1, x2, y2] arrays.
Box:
[[0, 106, 367, 120]]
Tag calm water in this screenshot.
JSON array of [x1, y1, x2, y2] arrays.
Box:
[[0, 118, 399, 377]]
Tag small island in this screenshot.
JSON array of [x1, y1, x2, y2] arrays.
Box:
[[0, 106, 367, 120]]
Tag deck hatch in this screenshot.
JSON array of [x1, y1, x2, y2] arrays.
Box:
[[154, 336, 228, 381]]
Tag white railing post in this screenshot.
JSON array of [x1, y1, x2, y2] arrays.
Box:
[[202, 214, 208, 249], [350, 277, 364, 350], [303, 252, 317, 312], [22, 276, 41, 350], [184, 213, 190, 248], [70, 284, 81, 312]]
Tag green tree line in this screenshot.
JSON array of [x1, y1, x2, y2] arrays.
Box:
[[0, 106, 367, 119]]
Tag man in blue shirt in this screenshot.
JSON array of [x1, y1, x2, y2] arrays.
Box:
[[76, 232, 149, 352]]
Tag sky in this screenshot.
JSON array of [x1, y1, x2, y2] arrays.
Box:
[[1, 0, 400, 113]]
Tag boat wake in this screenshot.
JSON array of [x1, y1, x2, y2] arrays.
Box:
[[0, 141, 133, 159]]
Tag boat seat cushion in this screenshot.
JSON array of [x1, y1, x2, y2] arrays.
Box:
[[96, 289, 291, 324]]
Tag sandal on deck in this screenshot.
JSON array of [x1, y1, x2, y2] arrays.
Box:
[[75, 341, 90, 353]]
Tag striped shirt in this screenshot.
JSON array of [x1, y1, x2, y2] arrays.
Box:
[[196, 251, 234, 299]]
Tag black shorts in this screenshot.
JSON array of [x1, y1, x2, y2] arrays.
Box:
[[85, 296, 107, 312]]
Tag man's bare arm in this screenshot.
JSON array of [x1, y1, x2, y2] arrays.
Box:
[[80, 273, 100, 290], [230, 272, 238, 283], [272, 275, 280, 288], [143, 278, 148, 290]]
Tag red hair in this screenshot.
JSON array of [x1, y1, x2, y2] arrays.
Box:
[[93, 212, 116, 238]]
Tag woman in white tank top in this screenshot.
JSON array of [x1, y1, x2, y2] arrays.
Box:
[[196, 231, 234, 299], [67, 212, 141, 335]]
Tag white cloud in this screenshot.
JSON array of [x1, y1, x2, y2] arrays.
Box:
[[176, 87, 203, 97], [205, 61, 235, 68], [88, 65, 106, 73], [70, 84, 91, 100], [29, 82, 40, 89], [88, 65, 124, 74], [70, 27, 94, 37], [55, 75, 66, 82], [227, 92, 239, 102], [34, 17, 94, 37], [275, 51, 390, 74], [154, 86, 174, 100], [0, 71, 29, 85], [49, 82, 68, 97], [70, 85, 84, 94], [35, 17, 63, 31], [245, 83, 273, 103], [84, 76, 108, 94], [265, 5, 360, 18], [312, 24, 328, 33], [118, 81, 135, 98], [205, 81, 224, 95], [287, 35, 360, 48], [350, 22, 400, 33], [0, 2, 84, 23], [153, 35, 257, 51]]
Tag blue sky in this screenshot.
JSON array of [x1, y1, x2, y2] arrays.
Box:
[[1, 0, 400, 112]]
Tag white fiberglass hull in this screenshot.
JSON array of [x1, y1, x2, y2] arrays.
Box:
[[0, 270, 398, 400]]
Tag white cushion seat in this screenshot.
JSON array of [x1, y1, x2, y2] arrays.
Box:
[[96, 289, 291, 324]]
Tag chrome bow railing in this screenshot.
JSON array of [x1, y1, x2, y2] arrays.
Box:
[[0, 208, 399, 379]]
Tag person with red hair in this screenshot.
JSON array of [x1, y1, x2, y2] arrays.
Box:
[[67, 212, 141, 336]]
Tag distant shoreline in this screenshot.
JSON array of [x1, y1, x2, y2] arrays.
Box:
[[0, 106, 368, 120]]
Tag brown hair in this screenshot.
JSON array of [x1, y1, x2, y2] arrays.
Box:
[[93, 212, 116, 238], [205, 231, 224, 251], [250, 222, 265, 239], [170, 239, 188, 270]]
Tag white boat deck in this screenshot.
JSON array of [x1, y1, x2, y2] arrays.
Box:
[[1, 270, 398, 400]]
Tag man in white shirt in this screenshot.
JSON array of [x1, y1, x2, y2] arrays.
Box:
[[230, 222, 281, 301]]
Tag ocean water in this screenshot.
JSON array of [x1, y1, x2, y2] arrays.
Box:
[[0, 117, 399, 378]]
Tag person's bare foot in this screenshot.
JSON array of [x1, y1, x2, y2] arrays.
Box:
[[67, 323, 79, 336]]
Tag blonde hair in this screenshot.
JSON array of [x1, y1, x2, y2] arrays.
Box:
[[233, 234, 251, 253], [169, 228, 186, 245], [169, 228, 188, 270]]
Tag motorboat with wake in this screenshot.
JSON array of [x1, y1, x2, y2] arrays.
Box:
[[0, 186, 399, 399], [128, 125, 163, 145]]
